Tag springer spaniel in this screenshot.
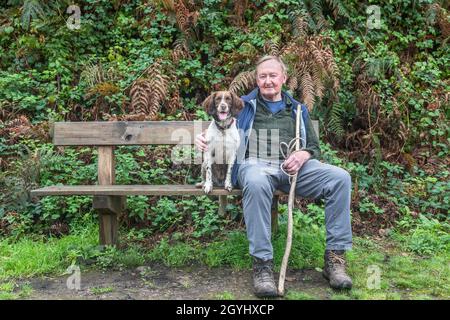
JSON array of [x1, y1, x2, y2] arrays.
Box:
[[197, 91, 244, 194]]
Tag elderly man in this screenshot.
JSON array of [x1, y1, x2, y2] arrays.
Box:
[[196, 56, 353, 297]]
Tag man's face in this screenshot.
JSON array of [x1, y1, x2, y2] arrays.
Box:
[[256, 59, 287, 101]]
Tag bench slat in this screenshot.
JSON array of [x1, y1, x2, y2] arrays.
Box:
[[30, 185, 289, 197], [53, 121, 211, 146], [52, 120, 319, 146], [31, 185, 242, 196]]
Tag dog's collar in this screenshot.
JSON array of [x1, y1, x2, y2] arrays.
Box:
[[215, 118, 235, 131]]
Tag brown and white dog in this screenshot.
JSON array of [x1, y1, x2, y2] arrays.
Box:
[[197, 91, 244, 194]]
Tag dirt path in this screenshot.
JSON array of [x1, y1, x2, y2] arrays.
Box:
[[19, 263, 331, 300]]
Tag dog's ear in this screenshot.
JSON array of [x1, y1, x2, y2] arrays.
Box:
[[231, 92, 244, 117], [202, 93, 216, 116]]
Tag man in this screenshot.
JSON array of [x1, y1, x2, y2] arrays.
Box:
[[195, 56, 353, 297]]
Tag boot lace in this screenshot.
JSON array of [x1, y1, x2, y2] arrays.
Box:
[[329, 251, 346, 270], [254, 263, 274, 282]]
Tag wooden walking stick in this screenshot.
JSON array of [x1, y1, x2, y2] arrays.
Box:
[[278, 104, 302, 296]]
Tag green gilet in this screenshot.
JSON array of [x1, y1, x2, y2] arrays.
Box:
[[246, 94, 296, 161]]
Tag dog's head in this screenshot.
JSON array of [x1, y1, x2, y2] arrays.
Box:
[[202, 91, 244, 123]]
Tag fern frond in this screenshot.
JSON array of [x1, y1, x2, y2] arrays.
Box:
[[128, 61, 173, 119], [229, 70, 256, 95], [130, 79, 153, 116], [288, 9, 309, 38], [172, 36, 191, 63], [152, 0, 175, 11], [325, 0, 349, 18], [323, 47, 339, 78], [300, 71, 315, 111], [426, 3, 450, 38], [167, 90, 183, 115], [287, 76, 298, 93], [306, 38, 326, 69], [307, 0, 327, 31], [425, 3, 440, 25], [280, 36, 339, 111], [264, 39, 280, 56], [366, 56, 395, 79], [174, 0, 189, 32], [21, 0, 46, 30], [311, 63, 325, 99], [233, 0, 248, 26], [328, 102, 345, 139], [86, 82, 120, 98], [80, 63, 104, 88]]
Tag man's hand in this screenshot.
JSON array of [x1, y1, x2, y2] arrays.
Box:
[[195, 130, 208, 152], [282, 150, 311, 175]]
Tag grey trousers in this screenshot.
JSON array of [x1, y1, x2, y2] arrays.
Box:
[[237, 158, 352, 261]]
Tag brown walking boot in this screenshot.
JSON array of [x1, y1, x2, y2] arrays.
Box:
[[252, 257, 278, 297], [323, 250, 353, 290]]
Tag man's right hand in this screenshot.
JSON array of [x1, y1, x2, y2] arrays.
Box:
[[195, 130, 208, 152]]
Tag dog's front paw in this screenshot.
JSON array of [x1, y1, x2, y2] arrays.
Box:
[[203, 181, 213, 194], [224, 180, 233, 192], [195, 181, 204, 189]]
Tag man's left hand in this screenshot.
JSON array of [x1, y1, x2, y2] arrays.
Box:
[[282, 150, 311, 175]]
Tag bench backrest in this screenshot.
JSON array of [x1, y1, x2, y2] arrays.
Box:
[[51, 121, 319, 146]]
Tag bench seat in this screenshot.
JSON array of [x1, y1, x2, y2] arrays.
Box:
[[31, 185, 288, 197]]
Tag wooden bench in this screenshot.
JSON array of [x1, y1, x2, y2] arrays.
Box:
[[31, 120, 319, 246]]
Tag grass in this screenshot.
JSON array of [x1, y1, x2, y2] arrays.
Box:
[[0, 281, 33, 300], [332, 236, 450, 300], [0, 213, 448, 300], [90, 286, 114, 295], [0, 221, 98, 280], [214, 291, 235, 300], [285, 291, 317, 300]]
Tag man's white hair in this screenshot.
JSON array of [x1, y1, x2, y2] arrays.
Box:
[[255, 55, 288, 76]]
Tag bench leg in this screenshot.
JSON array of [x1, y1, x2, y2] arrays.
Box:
[[93, 195, 126, 246], [271, 195, 279, 235], [218, 195, 227, 216], [99, 211, 118, 246]]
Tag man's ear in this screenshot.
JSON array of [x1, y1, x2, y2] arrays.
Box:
[[202, 93, 216, 115], [231, 92, 244, 117]]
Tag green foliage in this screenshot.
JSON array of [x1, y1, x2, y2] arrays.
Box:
[[189, 197, 224, 238], [94, 245, 145, 270], [394, 214, 450, 256], [147, 237, 198, 267], [358, 199, 385, 215], [151, 197, 182, 232], [320, 142, 450, 219]]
